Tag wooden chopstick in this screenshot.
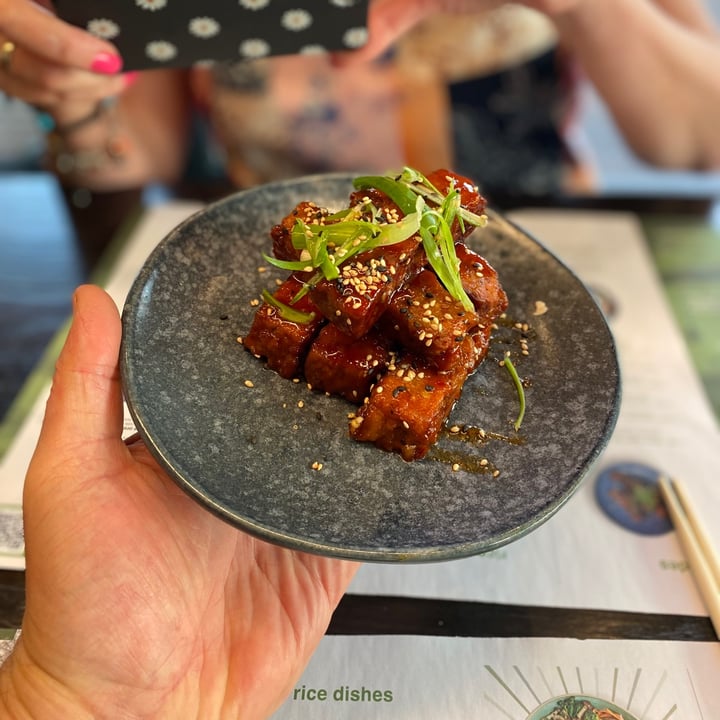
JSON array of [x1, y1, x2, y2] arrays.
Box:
[[658, 475, 720, 639]]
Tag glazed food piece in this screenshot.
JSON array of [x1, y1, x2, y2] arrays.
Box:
[[243, 274, 324, 379], [456, 243, 508, 319], [423, 168, 487, 240], [246, 167, 507, 460], [270, 201, 331, 262], [349, 334, 483, 461], [304, 324, 392, 403], [271, 187, 425, 339], [309, 237, 422, 339], [378, 268, 482, 371], [347, 186, 404, 221]]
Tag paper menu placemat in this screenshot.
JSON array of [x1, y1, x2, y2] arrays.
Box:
[[1, 206, 718, 617], [271, 636, 720, 719]]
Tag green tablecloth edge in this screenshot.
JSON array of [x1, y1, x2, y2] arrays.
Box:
[[641, 215, 720, 420]]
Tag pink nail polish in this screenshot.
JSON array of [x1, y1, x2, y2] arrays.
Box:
[[91, 52, 123, 75], [123, 71, 140, 88]]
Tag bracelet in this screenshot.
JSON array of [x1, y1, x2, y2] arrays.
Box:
[[37, 97, 115, 137], [55, 98, 113, 135], [45, 97, 130, 176]]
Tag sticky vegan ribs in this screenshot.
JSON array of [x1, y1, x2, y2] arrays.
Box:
[[244, 168, 508, 461]]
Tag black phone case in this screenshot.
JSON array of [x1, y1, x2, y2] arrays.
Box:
[[54, 0, 370, 72]]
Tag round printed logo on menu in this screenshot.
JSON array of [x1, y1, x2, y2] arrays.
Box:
[[594, 461, 672, 535], [527, 694, 639, 720]]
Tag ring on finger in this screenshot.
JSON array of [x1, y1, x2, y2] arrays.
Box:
[[0, 40, 16, 72]]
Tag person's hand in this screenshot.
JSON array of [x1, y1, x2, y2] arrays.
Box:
[[0, 0, 129, 125], [0, 285, 359, 719], [341, 0, 586, 64]]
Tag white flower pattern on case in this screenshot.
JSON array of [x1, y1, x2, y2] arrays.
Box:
[[136, 0, 168, 10], [239, 0, 270, 10], [343, 26, 368, 48], [189, 17, 221, 39], [86, 18, 120, 40], [146, 40, 178, 61], [299, 45, 328, 55], [63, 0, 367, 67], [239, 38, 271, 58], [281, 9, 313, 31]]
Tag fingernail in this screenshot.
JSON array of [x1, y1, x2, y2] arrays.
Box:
[[91, 52, 123, 75], [123, 71, 140, 88]]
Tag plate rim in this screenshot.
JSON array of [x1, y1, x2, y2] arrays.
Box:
[[120, 172, 621, 562]]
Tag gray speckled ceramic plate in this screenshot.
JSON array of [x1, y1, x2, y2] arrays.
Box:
[[120, 174, 620, 562]]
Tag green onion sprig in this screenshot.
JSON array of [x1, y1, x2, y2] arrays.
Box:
[[261, 289, 316, 324], [353, 168, 487, 310], [262, 205, 421, 281], [502, 354, 526, 431], [261, 167, 489, 317]]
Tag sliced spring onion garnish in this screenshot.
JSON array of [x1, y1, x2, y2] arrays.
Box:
[[260, 254, 310, 273], [352, 174, 419, 215], [353, 168, 486, 309], [262, 207, 422, 309], [419, 210, 474, 312], [502, 355, 526, 431], [396, 166, 487, 228], [261, 289, 316, 324], [264, 167, 488, 317], [264, 210, 421, 283]]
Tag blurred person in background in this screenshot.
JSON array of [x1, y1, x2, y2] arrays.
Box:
[[0, 0, 719, 203]]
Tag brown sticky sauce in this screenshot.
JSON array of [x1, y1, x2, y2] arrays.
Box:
[[427, 446, 500, 476], [425, 311, 534, 474], [427, 424, 525, 475]]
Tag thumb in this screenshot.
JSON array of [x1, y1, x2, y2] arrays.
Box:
[[37, 285, 124, 454]]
